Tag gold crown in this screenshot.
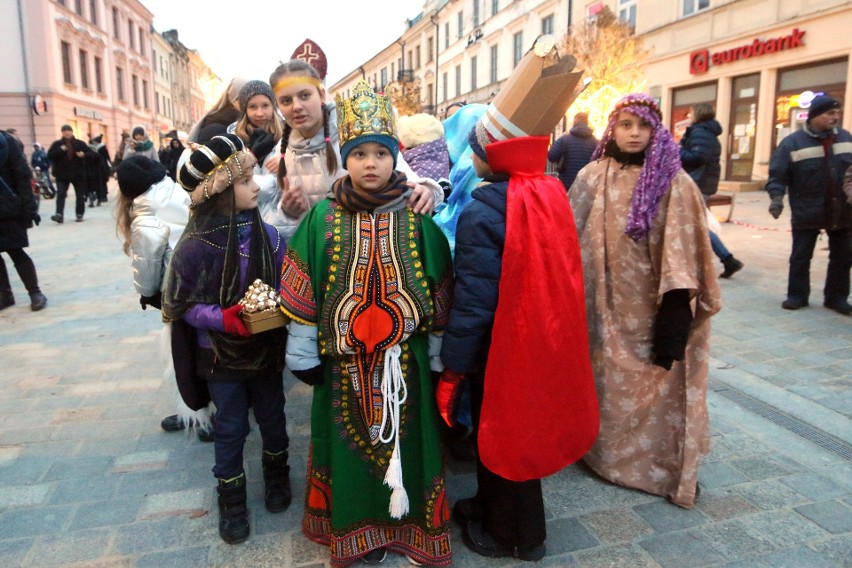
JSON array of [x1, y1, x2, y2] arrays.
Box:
[[335, 80, 397, 150]]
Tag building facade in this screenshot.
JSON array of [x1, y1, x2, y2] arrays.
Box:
[[0, 0, 156, 158], [634, 0, 851, 183], [331, 0, 852, 184], [0, 0, 222, 160], [151, 30, 175, 141]]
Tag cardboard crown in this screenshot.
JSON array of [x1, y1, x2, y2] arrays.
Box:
[[480, 35, 585, 142]]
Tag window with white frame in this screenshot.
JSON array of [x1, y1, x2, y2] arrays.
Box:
[[682, 0, 710, 17], [455, 65, 461, 97], [473, 0, 480, 28], [619, 0, 637, 28], [471, 55, 478, 90], [512, 31, 523, 67], [490, 44, 498, 83], [458, 11, 464, 39], [541, 14, 554, 35]]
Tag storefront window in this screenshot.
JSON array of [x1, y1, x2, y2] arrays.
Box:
[[773, 58, 847, 148], [671, 82, 717, 141]]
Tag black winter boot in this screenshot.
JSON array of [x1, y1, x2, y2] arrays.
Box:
[[262, 450, 291, 513], [0, 259, 13, 310], [719, 256, 744, 279], [216, 473, 249, 544]]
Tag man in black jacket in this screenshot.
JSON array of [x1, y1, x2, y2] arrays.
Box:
[[766, 95, 852, 315], [47, 125, 94, 223], [547, 112, 598, 191]]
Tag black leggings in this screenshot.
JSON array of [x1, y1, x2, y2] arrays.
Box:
[[0, 249, 40, 294]]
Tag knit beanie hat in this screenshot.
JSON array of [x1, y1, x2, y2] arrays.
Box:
[[116, 155, 167, 199], [61, 125, 73, 132], [132, 126, 145, 138], [238, 80, 276, 115], [807, 95, 840, 122]]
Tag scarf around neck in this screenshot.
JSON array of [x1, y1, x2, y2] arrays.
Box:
[[332, 171, 408, 213]]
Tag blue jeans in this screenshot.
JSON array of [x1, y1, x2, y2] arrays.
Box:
[[708, 230, 731, 261], [788, 228, 851, 303], [207, 372, 288, 479]]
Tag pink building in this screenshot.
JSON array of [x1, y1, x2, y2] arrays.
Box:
[[0, 0, 156, 159]]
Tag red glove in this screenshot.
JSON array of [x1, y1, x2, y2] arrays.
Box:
[[221, 304, 251, 337], [435, 370, 465, 427]]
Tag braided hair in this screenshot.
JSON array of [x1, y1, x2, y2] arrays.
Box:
[[269, 59, 339, 190]]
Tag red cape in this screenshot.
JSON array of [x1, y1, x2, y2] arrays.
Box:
[[478, 136, 599, 481]]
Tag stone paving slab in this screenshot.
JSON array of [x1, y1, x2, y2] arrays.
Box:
[[0, 190, 848, 567]]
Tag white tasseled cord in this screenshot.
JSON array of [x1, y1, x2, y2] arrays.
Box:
[[379, 344, 409, 518]]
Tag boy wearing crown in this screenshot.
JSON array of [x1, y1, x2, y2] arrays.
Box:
[[435, 37, 599, 560], [278, 81, 454, 567]]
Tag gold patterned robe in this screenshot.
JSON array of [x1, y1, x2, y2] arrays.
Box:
[[569, 159, 722, 508]]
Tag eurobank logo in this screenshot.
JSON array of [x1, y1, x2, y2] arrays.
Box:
[[689, 28, 806, 75]]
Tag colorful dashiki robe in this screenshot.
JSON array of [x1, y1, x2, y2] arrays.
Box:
[[279, 198, 453, 567]]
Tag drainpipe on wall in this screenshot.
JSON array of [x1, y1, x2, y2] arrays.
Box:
[[431, 11, 440, 116], [16, 0, 36, 145]]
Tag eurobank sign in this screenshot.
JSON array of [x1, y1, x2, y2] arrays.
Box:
[[689, 28, 806, 74]]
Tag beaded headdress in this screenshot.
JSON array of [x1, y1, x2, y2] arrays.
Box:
[[336, 80, 399, 167], [178, 134, 257, 207]]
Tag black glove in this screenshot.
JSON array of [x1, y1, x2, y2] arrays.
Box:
[[652, 289, 693, 371], [292, 365, 324, 386], [32, 213, 41, 226], [768, 195, 784, 219], [140, 292, 162, 311]]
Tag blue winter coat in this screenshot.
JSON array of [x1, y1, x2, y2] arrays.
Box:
[[548, 125, 598, 191], [766, 125, 852, 230], [679, 119, 722, 196], [441, 180, 507, 374]]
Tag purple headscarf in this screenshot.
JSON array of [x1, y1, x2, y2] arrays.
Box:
[[591, 93, 682, 241]]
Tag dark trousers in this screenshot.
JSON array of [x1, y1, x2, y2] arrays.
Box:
[[0, 249, 40, 295], [469, 373, 546, 550], [55, 179, 87, 217], [788, 228, 851, 303], [206, 371, 288, 480]]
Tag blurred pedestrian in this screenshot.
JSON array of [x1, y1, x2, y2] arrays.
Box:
[[570, 93, 722, 509], [122, 126, 159, 162], [680, 103, 744, 278], [47, 125, 94, 223], [87, 135, 111, 206], [0, 130, 46, 311], [30, 142, 55, 194], [163, 137, 185, 182], [766, 94, 852, 315], [548, 112, 598, 191]]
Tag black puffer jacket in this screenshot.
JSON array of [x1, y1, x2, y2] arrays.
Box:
[[548, 125, 598, 191], [766, 125, 852, 230], [440, 180, 507, 374], [0, 132, 38, 250], [679, 119, 722, 196]]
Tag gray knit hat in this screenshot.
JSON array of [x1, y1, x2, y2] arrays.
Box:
[[238, 80, 276, 115]]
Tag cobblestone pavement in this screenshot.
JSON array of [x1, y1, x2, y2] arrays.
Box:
[[0, 188, 849, 567]]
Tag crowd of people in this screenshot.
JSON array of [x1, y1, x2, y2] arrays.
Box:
[[2, 34, 850, 567]]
